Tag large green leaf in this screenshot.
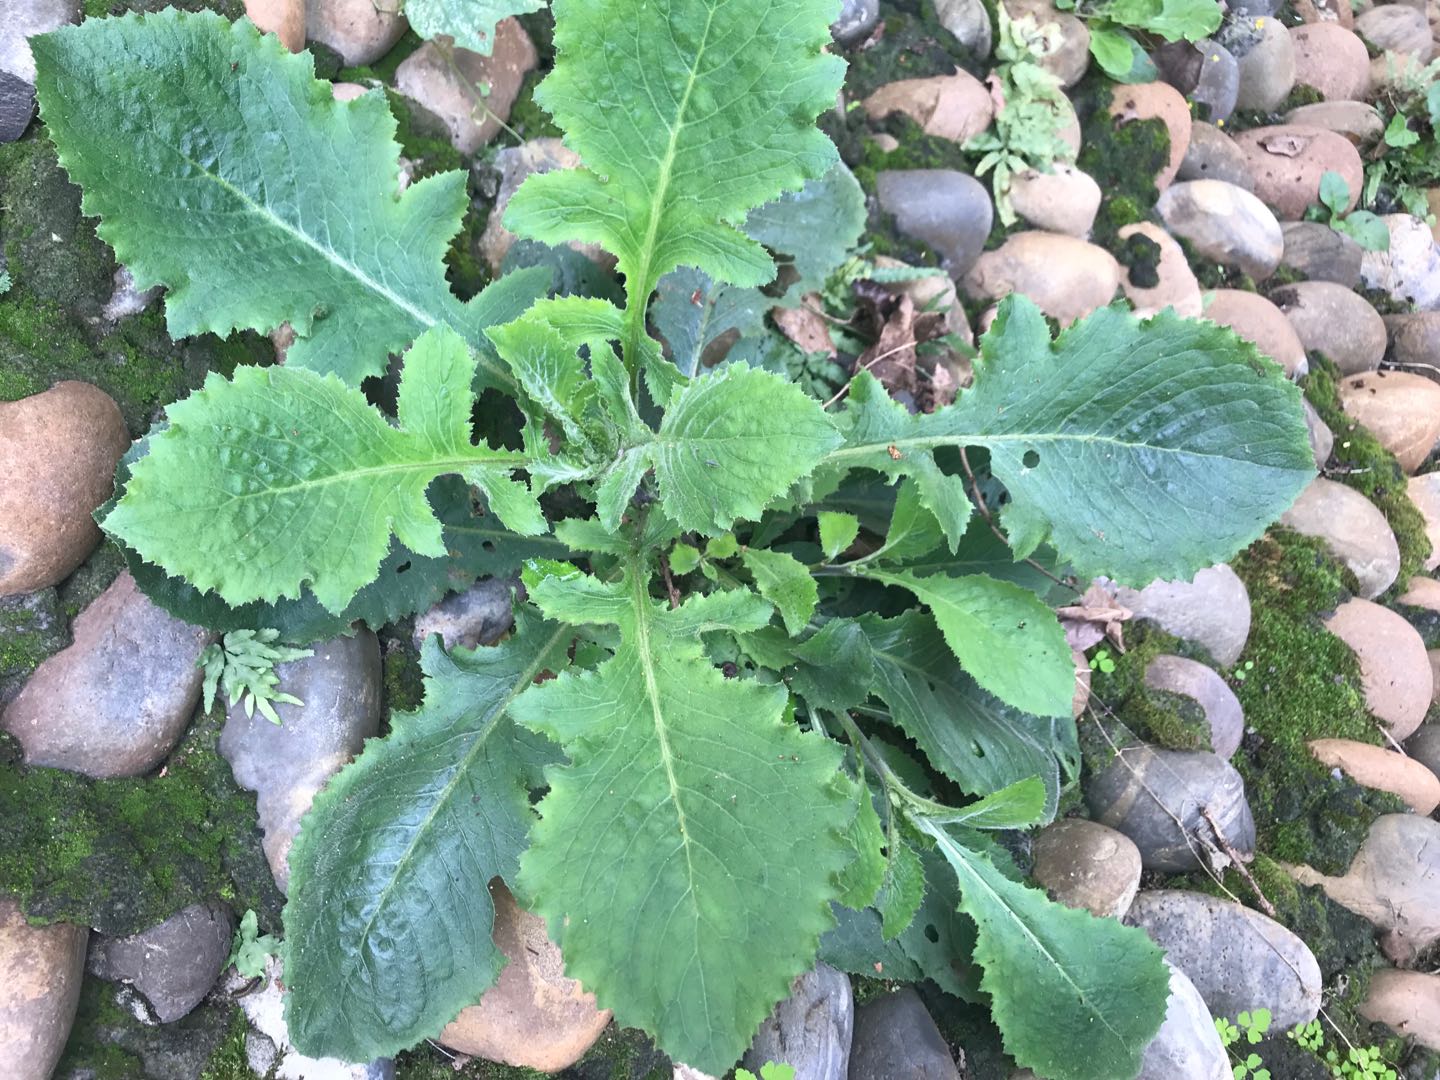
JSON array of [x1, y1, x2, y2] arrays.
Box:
[[829, 298, 1315, 584], [918, 819, 1171, 1080], [284, 617, 568, 1059], [858, 611, 1074, 813], [32, 10, 545, 385], [862, 570, 1074, 719], [101, 326, 543, 613], [511, 559, 852, 1073], [404, 0, 544, 54], [504, 0, 845, 359]]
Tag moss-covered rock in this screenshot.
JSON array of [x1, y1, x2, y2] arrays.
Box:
[[1073, 79, 1170, 252], [1087, 625, 1215, 752], [1304, 355, 1432, 594]]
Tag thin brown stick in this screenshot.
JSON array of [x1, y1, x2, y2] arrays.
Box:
[[1200, 806, 1276, 918], [822, 339, 918, 409], [658, 551, 681, 609], [958, 447, 1077, 592]]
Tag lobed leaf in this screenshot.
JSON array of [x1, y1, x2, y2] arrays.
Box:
[[102, 326, 541, 613], [285, 617, 569, 1059], [829, 297, 1314, 584], [32, 10, 545, 385], [511, 559, 853, 1073], [920, 820, 1171, 1080]]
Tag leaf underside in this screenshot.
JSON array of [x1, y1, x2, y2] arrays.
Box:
[[284, 616, 569, 1059], [511, 564, 853, 1073], [404, 0, 545, 55], [32, 10, 544, 385]]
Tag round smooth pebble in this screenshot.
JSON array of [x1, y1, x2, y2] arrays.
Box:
[[440, 882, 612, 1070], [1004, 0, 1090, 86], [1202, 289, 1308, 376], [1279, 478, 1400, 599], [1289, 23, 1371, 100], [1308, 738, 1440, 813], [1269, 280, 1386, 375], [1176, 122, 1255, 190], [1324, 597, 1433, 741], [0, 571, 215, 778], [413, 576, 516, 651], [862, 71, 994, 143], [934, 0, 992, 55], [848, 988, 960, 1080], [875, 169, 993, 277], [1152, 39, 1239, 126], [1234, 17, 1296, 112], [1279, 220, 1364, 286], [1156, 180, 1283, 280], [1360, 970, 1440, 1052], [1409, 473, 1440, 573], [1389, 312, 1440, 369], [0, 0, 80, 84], [1107, 80, 1192, 190], [1109, 564, 1251, 668], [1007, 165, 1101, 237], [1337, 369, 1440, 473], [831, 0, 880, 44], [245, 0, 304, 51], [305, 0, 407, 66], [0, 382, 130, 598], [1117, 221, 1203, 318], [1126, 890, 1322, 1031], [1406, 723, 1440, 781], [1283, 101, 1385, 147], [1030, 818, 1143, 919], [1086, 746, 1255, 873], [741, 962, 853, 1080], [0, 898, 87, 1079], [1361, 214, 1440, 311], [1354, 4, 1433, 60], [1304, 398, 1335, 468], [1233, 124, 1364, 221], [1138, 963, 1230, 1080], [962, 231, 1120, 326], [1144, 655, 1245, 759]]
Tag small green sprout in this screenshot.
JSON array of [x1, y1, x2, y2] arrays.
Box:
[[1089, 647, 1116, 674], [199, 628, 313, 725], [228, 909, 280, 979], [1234, 659, 1255, 683]]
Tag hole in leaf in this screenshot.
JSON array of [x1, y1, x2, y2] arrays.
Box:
[[1022, 449, 1040, 469], [395, 561, 412, 575], [925, 924, 939, 943]]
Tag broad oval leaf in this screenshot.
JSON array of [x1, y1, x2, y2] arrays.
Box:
[[919, 820, 1171, 1080], [101, 326, 541, 613], [830, 297, 1314, 584], [284, 617, 569, 1060], [511, 562, 853, 1073], [32, 10, 544, 384]]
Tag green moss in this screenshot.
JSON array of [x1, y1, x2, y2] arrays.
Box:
[[508, 70, 562, 141], [393, 1025, 669, 1079], [1088, 625, 1215, 751], [841, 1, 985, 100], [381, 636, 425, 715], [1304, 355, 1433, 593], [1071, 79, 1170, 252], [200, 1009, 256, 1080], [0, 706, 282, 936], [1180, 237, 1259, 292], [1228, 83, 1325, 133], [1229, 530, 1405, 874]]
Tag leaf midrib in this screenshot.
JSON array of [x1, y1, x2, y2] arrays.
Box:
[[826, 430, 1302, 467], [200, 450, 525, 505]]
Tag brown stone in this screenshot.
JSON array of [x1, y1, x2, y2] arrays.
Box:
[[1289, 23, 1371, 100], [478, 138, 605, 274], [1399, 575, 1440, 611], [0, 382, 129, 598], [0, 899, 86, 1080], [1280, 478, 1399, 598], [1117, 222, 1202, 318], [1202, 289, 1308, 376], [1233, 124, 1365, 221], [1283, 101, 1385, 147], [1031, 819, 1142, 919], [1269, 280, 1386, 375], [1355, 4, 1434, 59], [305, 0, 406, 66], [1389, 312, 1440, 372], [440, 882, 611, 1070], [246, 0, 304, 51], [1337, 370, 1440, 473], [1008, 165, 1101, 237], [1308, 738, 1440, 813], [1324, 597, 1433, 740], [1360, 970, 1440, 1051], [1411, 473, 1440, 572], [1004, 0, 1090, 86], [862, 71, 994, 143], [1107, 80, 1191, 190], [961, 231, 1120, 326]]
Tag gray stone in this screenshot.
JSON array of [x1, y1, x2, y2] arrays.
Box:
[[849, 988, 959, 1080], [1127, 890, 1322, 1031], [1227, 0, 1282, 19], [1144, 655, 1245, 759], [1030, 818, 1142, 919], [89, 903, 233, 1024], [220, 631, 383, 893], [1355, 4, 1433, 59], [1176, 122, 1255, 190], [1110, 564, 1252, 668], [1361, 214, 1440, 312], [1407, 724, 1440, 782], [1086, 746, 1255, 872], [305, 0, 407, 67], [1, 572, 215, 778], [1270, 280, 1387, 375], [0, 70, 34, 142], [1153, 40, 1239, 124], [1285, 101, 1386, 148], [0, 0, 79, 84], [831, 0, 880, 45], [1157, 180, 1283, 280], [1280, 478, 1400, 599], [1304, 398, 1334, 469], [54, 982, 239, 1080], [1280, 220, 1364, 287], [875, 169, 993, 277], [742, 962, 852, 1080], [0, 898, 86, 1080], [413, 577, 516, 651], [1234, 17, 1296, 112], [1389, 312, 1440, 371], [935, 0, 992, 56], [1138, 963, 1229, 1080]]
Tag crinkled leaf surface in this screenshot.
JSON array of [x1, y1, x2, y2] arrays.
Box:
[[32, 10, 544, 385], [504, 0, 845, 333], [829, 298, 1313, 583], [284, 617, 568, 1059], [744, 163, 867, 294], [919, 820, 1170, 1080], [858, 611, 1073, 814], [863, 570, 1074, 719], [510, 560, 852, 1073], [404, 0, 544, 54], [652, 266, 768, 377], [102, 326, 540, 614]]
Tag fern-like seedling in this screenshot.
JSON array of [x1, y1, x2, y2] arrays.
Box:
[[199, 629, 313, 725]]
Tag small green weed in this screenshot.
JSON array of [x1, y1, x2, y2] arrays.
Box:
[[199, 629, 313, 725], [228, 908, 280, 979]]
